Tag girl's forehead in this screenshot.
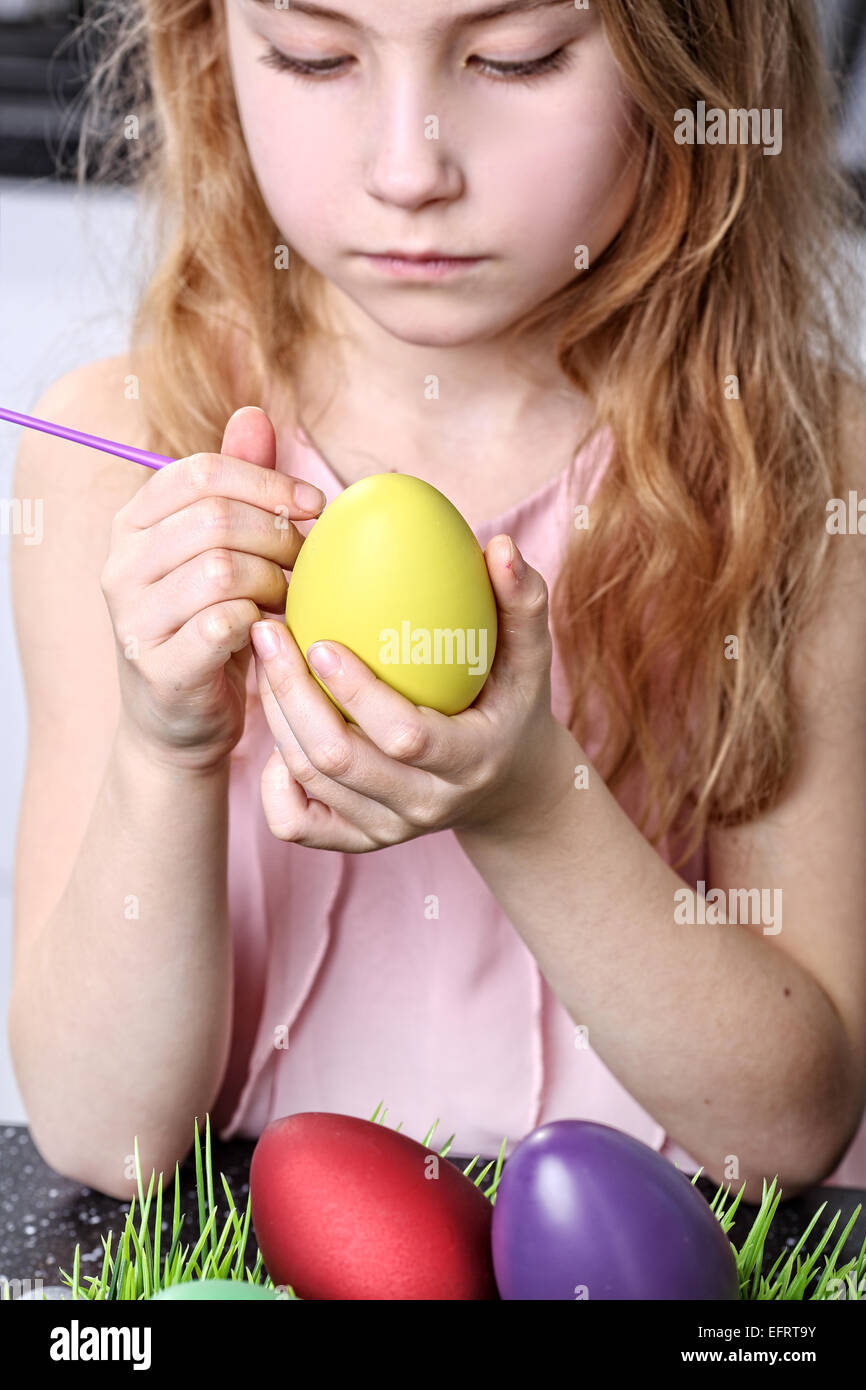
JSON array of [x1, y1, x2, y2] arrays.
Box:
[[240, 0, 585, 35]]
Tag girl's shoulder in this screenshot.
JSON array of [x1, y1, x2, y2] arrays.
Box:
[[26, 350, 149, 441], [12, 351, 155, 508]]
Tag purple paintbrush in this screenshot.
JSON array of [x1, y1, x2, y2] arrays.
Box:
[[0, 406, 175, 470]]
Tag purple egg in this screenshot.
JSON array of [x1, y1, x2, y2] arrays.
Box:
[[491, 1121, 741, 1300]]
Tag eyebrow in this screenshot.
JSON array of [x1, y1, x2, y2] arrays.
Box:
[[247, 1, 577, 38]]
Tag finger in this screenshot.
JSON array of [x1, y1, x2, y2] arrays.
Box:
[[477, 534, 552, 696], [301, 637, 480, 777], [266, 717, 396, 834], [260, 742, 384, 852], [289, 625, 480, 778], [136, 548, 288, 640], [148, 596, 263, 682], [220, 405, 277, 470], [251, 619, 431, 807], [117, 427, 326, 534], [122, 494, 305, 592]]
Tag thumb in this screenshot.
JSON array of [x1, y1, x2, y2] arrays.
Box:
[[220, 407, 279, 642], [220, 405, 277, 470], [486, 534, 551, 675]]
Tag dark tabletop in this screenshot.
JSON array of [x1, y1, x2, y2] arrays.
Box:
[[1, 1124, 864, 1298]]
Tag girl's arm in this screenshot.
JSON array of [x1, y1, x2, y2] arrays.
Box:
[[9, 725, 233, 1203], [456, 394, 866, 1201], [8, 363, 234, 1201]]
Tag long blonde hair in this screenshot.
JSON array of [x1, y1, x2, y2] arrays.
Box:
[[70, 0, 864, 866]]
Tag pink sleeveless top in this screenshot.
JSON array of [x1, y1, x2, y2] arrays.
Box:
[[213, 423, 866, 1188]]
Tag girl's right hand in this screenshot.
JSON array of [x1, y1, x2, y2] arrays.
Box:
[[100, 406, 326, 772]]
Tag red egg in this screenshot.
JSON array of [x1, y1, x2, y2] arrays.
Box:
[[249, 1112, 498, 1300]]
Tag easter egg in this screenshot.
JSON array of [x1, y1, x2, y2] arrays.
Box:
[[491, 1120, 741, 1300], [285, 473, 497, 719], [249, 1111, 498, 1300], [151, 1279, 277, 1301]]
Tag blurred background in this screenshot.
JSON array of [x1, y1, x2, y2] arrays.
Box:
[[0, 0, 865, 1122]]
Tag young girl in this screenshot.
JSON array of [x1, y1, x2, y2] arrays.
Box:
[[9, 0, 866, 1204]]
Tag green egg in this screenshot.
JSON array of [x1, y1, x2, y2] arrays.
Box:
[[150, 1278, 278, 1301]]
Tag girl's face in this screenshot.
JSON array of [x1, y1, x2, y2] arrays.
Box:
[[225, 0, 642, 346]]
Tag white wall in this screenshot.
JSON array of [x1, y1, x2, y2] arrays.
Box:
[[0, 176, 144, 1121]]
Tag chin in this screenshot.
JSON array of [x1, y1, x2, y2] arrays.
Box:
[[356, 300, 527, 349]]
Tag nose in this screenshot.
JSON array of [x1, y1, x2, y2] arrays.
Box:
[[363, 67, 464, 209]]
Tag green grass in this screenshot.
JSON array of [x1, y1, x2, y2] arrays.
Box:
[[17, 1104, 866, 1300]]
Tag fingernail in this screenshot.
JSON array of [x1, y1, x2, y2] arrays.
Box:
[[504, 536, 526, 579], [295, 480, 326, 513], [308, 642, 340, 676], [251, 622, 279, 658]]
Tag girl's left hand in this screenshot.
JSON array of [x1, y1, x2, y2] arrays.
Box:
[[249, 534, 569, 851]]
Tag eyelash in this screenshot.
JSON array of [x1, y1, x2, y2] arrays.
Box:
[[258, 43, 572, 87]]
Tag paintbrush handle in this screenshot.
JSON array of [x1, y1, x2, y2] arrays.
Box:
[[0, 406, 175, 470]]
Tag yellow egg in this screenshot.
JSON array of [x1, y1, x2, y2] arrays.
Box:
[[285, 473, 498, 720]]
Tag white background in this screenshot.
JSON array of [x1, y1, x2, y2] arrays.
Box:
[[0, 175, 144, 1121]]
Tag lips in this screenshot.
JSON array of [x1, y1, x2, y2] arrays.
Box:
[[360, 252, 487, 280], [373, 250, 479, 261]]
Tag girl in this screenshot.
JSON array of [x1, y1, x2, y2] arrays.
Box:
[[9, 0, 866, 1203]]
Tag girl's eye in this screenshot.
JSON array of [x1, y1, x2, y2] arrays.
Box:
[[470, 46, 573, 83], [258, 49, 347, 79], [257, 44, 573, 86]]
